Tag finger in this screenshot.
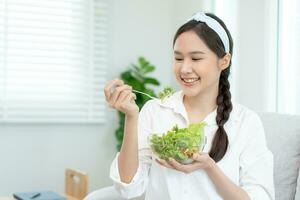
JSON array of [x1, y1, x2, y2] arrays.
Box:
[[168, 158, 200, 173], [192, 152, 207, 162], [123, 91, 135, 102], [115, 90, 132, 105], [114, 91, 133, 109], [126, 93, 136, 103], [104, 79, 123, 97], [160, 159, 174, 169], [183, 163, 202, 173], [104, 79, 124, 100], [168, 158, 186, 171], [109, 85, 132, 106], [110, 85, 132, 102], [109, 82, 129, 100], [131, 93, 137, 100], [156, 159, 173, 169], [192, 152, 201, 161]]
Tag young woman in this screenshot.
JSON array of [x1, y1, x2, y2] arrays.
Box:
[[104, 12, 274, 200]]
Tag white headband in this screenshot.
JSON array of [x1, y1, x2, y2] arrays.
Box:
[[186, 12, 230, 53]]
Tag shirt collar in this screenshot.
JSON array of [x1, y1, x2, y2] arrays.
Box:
[[156, 90, 239, 126]]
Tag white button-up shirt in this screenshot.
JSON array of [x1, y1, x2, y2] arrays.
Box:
[[110, 91, 275, 200]]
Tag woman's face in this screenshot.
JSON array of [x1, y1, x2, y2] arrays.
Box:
[[173, 30, 227, 97]]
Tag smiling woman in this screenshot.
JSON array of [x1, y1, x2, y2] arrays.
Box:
[[103, 11, 275, 200]]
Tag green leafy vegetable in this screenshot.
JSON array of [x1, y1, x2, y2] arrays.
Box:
[[150, 122, 206, 164], [158, 87, 175, 102]]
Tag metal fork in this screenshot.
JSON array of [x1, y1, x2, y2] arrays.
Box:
[[110, 86, 156, 100], [132, 89, 157, 100]]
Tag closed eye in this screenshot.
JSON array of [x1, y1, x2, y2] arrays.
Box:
[[192, 58, 203, 61], [175, 58, 203, 61]]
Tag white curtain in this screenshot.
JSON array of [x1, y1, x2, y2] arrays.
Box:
[[277, 0, 300, 115], [0, 0, 108, 123]]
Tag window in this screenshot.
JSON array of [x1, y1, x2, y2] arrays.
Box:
[[0, 0, 108, 123], [277, 0, 300, 115]]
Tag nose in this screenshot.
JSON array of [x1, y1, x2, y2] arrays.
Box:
[[180, 60, 193, 74]]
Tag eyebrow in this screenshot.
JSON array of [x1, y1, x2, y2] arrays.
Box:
[[174, 50, 205, 55]]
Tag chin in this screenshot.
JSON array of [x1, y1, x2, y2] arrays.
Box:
[[181, 87, 202, 97]]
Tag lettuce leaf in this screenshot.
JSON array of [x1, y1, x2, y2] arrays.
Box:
[[150, 122, 206, 164], [158, 87, 174, 102]]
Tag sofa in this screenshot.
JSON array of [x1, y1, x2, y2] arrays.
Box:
[[84, 112, 300, 200]]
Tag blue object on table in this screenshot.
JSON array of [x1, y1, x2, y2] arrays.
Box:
[[13, 191, 67, 200]]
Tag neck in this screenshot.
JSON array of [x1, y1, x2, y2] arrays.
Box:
[[183, 86, 218, 115]]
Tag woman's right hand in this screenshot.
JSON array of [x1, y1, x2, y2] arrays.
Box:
[[104, 79, 139, 117]]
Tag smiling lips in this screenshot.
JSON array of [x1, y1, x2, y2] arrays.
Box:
[[180, 76, 200, 85]]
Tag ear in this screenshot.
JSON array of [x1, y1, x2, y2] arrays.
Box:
[[218, 53, 231, 70]]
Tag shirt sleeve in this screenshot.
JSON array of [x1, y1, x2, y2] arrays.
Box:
[[239, 112, 275, 200], [109, 101, 153, 199]]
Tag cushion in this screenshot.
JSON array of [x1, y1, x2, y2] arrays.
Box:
[[258, 112, 300, 200], [295, 168, 300, 200]]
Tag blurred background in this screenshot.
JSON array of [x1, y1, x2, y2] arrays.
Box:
[[0, 0, 299, 195]]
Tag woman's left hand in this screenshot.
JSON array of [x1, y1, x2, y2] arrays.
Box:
[[156, 152, 215, 173]]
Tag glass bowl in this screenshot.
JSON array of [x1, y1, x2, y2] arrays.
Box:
[[148, 133, 206, 165]]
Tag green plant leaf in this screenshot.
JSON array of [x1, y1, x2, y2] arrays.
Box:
[[130, 64, 143, 75], [125, 78, 143, 91], [142, 65, 155, 74], [115, 128, 123, 140], [143, 77, 160, 86], [120, 71, 133, 82], [130, 71, 144, 82], [138, 57, 149, 68]]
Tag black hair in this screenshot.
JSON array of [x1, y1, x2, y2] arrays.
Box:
[[173, 13, 233, 162]]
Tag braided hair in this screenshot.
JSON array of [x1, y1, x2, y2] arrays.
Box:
[[173, 13, 233, 162]]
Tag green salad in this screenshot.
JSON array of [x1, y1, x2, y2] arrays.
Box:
[[149, 122, 206, 164], [158, 87, 175, 102]]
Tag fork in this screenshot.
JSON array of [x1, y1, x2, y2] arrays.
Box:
[[110, 86, 156, 100], [132, 89, 157, 100]]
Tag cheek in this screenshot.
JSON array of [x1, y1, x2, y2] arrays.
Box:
[[202, 69, 222, 86], [198, 60, 220, 76], [201, 68, 218, 79], [173, 63, 180, 74]]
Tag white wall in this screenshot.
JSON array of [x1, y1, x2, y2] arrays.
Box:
[[235, 0, 270, 111], [109, 0, 174, 90], [0, 124, 116, 194]]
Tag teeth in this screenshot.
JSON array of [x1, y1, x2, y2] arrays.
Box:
[[182, 77, 199, 83]]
